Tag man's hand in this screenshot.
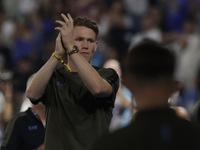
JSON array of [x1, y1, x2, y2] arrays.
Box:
[[54, 33, 66, 58], [55, 13, 74, 56]]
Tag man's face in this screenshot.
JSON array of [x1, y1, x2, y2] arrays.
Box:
[[73, 26, 98, 62]]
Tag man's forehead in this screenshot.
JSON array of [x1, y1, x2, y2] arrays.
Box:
[[73, 26, 96, 39]]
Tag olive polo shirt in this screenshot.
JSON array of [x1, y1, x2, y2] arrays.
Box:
[[33, 66, 119, 150]]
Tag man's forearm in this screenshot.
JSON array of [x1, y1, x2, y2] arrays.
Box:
[[70, 53, 112, 97], [26, 55, 59, 100]]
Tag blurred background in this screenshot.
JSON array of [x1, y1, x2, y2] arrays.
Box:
[[0, 0, 200, 145]]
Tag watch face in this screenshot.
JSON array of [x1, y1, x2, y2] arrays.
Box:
[[74, 46, 79, 52], [68, 46, 79, 56]]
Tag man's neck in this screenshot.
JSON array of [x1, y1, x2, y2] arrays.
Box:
[[134, 87, 172, 111], [32, 107, 45, 125]]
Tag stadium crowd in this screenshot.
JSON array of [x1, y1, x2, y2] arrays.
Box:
[[0, 0, 200, 147]]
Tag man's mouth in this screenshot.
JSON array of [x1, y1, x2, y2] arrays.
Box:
[[80, 52, 89, 55]]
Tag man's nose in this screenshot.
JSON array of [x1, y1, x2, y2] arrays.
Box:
[[82, 40, 89, 48]]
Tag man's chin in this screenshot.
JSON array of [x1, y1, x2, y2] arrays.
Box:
[[81, 54, 91, 61]]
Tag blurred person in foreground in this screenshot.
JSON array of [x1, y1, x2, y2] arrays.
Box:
[[1, 75, 45, 150], [91, 40, 200, 150], [26, 13, 119, 150]]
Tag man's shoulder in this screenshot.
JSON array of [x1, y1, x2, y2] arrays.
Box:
[[94, 66, 118, 78], [8, 108, 33, 125], [93, 66, 114, 72]]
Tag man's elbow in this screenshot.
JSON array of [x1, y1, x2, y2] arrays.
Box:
[[26, 88, 42, 100], [92, 88, 102, 96], [92, 87, 112, 97]]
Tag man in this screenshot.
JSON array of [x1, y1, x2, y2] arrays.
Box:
[[1, 102, 45, 150], [91, 40, 200, 150], [26, 13, 119, 150], [1, 74, 45, 150]]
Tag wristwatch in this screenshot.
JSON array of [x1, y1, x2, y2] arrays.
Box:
[[67, 46, 79, 56]]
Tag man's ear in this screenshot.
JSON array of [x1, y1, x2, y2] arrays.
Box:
[[94, 41, 98, 52]]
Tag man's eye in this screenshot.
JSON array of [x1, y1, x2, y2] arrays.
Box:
[[76, 38, 82, 41], [88, 39, 94, 43]]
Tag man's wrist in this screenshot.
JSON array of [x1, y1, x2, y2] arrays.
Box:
[[52, 52, 62, 62], [67, 46, 79, 56], [53, 52, 63, 58]]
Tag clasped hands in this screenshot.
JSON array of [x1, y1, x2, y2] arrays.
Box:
[[54, 13, 74, 58]]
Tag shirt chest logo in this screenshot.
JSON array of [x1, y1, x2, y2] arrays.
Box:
[[57, 81, 66, 87], [28, 125, 38, 130]]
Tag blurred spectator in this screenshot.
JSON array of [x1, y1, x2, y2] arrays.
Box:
[[0, 10, 16, 48], [1, 74, 45, 150], [187, 0, 200, 23], [1, 102, 45, 150], [12, 57, 35, 115], [123, 0, 149, 31], [128, 13, 163, 50], [178, 19, 200, 90], [174, 19, 200, 116], [190, 68, 200, 122], [0, 40, 12, 71], [71, 0, 94, 17], [87, 1, 108, 67], [0, 11, 13, 70], [17, 0, 38, 18], [162, 0, 189, 33], [103, 0, 134, 60], [11, 16, 42, 65], [0, 79, 13, 145], [2, 0, 19, 19], [103, 59, 133, 132], [11, 19, 33, 63], [148, 5, 164, 30]]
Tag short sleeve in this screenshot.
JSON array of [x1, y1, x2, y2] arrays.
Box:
[[96, 68, 119, 107]]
